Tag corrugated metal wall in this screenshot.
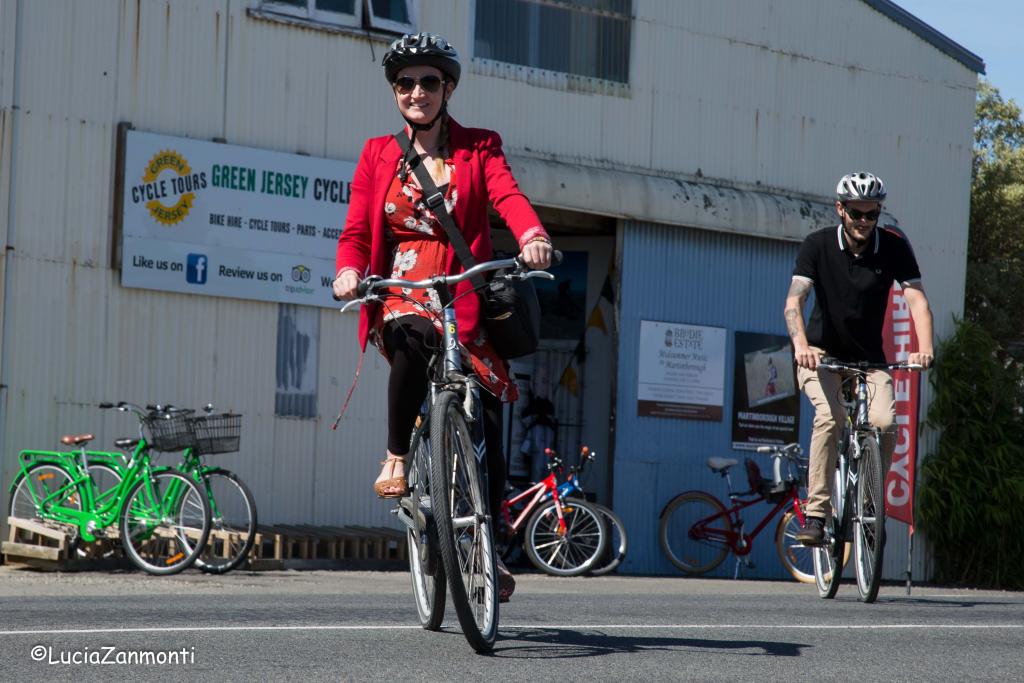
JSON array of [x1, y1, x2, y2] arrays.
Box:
[[0, 0, 398, 530], [613, 220, 925, 581]]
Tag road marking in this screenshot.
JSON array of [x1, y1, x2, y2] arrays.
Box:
[[1, 623, 1022, 636]]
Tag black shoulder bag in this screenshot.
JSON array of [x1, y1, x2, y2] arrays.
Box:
[[395, 132, 541, 359]]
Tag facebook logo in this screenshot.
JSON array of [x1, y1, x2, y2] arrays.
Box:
[[186, 253, 208, 284]]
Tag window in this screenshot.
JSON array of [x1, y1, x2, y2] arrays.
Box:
[[275, 304, 319, 419], [474, 0, 632, 83], [366, 0, 414, 33], [260, 0, 416, 33]]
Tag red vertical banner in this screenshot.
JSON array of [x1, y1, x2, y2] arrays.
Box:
[[882, 283, 920, 526]]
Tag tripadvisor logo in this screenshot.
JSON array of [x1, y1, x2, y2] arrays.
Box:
[[131, 149, 208, 226]]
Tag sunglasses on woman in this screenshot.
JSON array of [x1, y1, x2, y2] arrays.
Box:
[[393, 75, 444, 94], [843, 206, 881, 221]]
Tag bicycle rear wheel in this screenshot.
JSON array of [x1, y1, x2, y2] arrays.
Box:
[[195, 468, 257, 574], [814, 465, 846, 598], [584, 501, 628, 576], [854, 435, 885, 603], [430, 390, 498, 652], [8, 464, 83, 538], [120, 470, 211, 575], [659, 491, 730, 575], [406, 429, 445, 631], [523, 498, 607, 577]]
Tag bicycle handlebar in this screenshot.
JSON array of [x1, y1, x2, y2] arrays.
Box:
[[99, 401, 192, 420], [819, 357, 924, 372], [337, 250, 564, 311]]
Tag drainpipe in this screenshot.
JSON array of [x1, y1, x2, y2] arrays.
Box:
[[0, 0, 23, 542]]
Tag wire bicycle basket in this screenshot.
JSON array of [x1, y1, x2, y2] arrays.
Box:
[[189, 413, 242, 455], [142, 410, 197, 452]]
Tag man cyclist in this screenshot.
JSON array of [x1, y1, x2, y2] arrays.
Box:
[[784, 172, 934, 546]]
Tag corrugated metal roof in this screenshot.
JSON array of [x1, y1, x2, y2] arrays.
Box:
[[861, 0, 985, 73]]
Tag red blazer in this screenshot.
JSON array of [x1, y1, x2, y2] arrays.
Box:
[[336, 118, 547, 350]]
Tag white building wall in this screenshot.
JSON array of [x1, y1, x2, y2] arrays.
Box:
[[0, 0, 978, 544]]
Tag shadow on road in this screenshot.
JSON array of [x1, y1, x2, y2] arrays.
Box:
[[491, 628, 810, 659], [878, 596, 1023, 608]]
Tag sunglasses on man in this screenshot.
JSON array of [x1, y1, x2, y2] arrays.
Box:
[[393, 75, 445, 94], [843, 206, 881, 221]]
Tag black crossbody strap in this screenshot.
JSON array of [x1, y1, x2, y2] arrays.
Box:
[[394, 132, 487, 291]]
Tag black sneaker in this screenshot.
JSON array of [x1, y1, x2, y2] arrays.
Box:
[[796, 517, 825, 546]]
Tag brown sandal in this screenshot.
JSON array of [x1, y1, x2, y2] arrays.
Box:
[[497, 558, 516, 603], [374, 454, 408, 498]]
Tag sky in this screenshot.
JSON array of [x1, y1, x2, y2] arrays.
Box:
[[892, 0, 1024, 106]]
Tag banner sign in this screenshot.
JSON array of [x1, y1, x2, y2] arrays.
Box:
[[730, 332, 800, 449], [882, 282, 920, 526], [119, 129, 357, 307], [637, 321, 726, 421]]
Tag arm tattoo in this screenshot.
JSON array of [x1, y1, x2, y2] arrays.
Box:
[[786, 278, 811, 299], [785, 279, 811, 340], [784, 308, 802, 339]]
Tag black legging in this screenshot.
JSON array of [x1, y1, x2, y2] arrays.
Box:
[[381, 316, 506, 514]]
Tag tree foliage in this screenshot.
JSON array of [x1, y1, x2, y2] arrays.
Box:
[[917, 320, 1024, 589], [966, 81, 1024, 347], [918, 82, 1024, 589]]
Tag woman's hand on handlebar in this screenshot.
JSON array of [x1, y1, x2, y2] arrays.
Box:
[[520, 239, 553, 270], [332, 270, 360, 300]]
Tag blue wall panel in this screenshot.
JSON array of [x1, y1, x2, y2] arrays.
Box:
[[614, 221, 815, 578]]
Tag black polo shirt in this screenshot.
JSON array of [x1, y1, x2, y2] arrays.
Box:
[[792, 225, 922, 363]]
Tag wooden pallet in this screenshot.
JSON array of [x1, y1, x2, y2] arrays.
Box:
[[2, 516, 126, 570], [3, 516, 408, 571]]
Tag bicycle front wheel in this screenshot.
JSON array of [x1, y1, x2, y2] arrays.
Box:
[[430, 390, 498, 652], [406, 430, 445, 631], [813, 465, 845, 598], [195, 468, 257, 574], [659, 491, 730, 575], [775, 508, 814, 583], [119, 471, 211, 575], [854, 435, 885, 603], [524, 498, 607, 577]]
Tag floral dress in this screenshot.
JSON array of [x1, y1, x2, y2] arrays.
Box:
[[371, 161, 519, 403]]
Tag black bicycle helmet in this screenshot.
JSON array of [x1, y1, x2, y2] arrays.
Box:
[[382, 32, 461, 86]]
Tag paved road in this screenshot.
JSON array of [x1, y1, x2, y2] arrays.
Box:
[[0, 567, 1021, 681]]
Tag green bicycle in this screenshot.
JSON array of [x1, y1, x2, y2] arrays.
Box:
[[88, 403, 257, 574], [8, 402, 212, 575]]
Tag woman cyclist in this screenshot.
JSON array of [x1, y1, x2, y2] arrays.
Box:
[[332, 33, 553, 601]]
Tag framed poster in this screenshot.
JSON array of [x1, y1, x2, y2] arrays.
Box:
[[731, 332, 800, 449], [637, 321, 726, 421]]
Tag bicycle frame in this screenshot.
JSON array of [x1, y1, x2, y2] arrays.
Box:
[[82, 446, 229, 525], [13, 441, 179, 543], [689, 488, 804, 557], [500, 471, 566, 537], [824, 363, 891, 541]]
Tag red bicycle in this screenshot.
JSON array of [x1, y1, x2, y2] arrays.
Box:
[[658, 443, 822, 582], [498, 448, 608, 576]]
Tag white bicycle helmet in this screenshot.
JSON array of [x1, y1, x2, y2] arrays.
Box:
[[836, 172, 887, 202]]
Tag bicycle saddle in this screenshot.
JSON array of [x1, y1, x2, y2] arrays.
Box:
[[706, 457, 738, 473], [60, 433, 94, 446], [114, 437, 140, 450]]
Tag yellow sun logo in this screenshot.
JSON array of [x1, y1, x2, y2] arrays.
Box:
[[143, 149, 195, 225]]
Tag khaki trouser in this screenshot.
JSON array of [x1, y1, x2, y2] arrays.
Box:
[[797, 348, 896, 519]]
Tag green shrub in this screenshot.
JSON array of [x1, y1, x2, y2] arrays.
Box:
[[917, 319, 1024, 588]]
